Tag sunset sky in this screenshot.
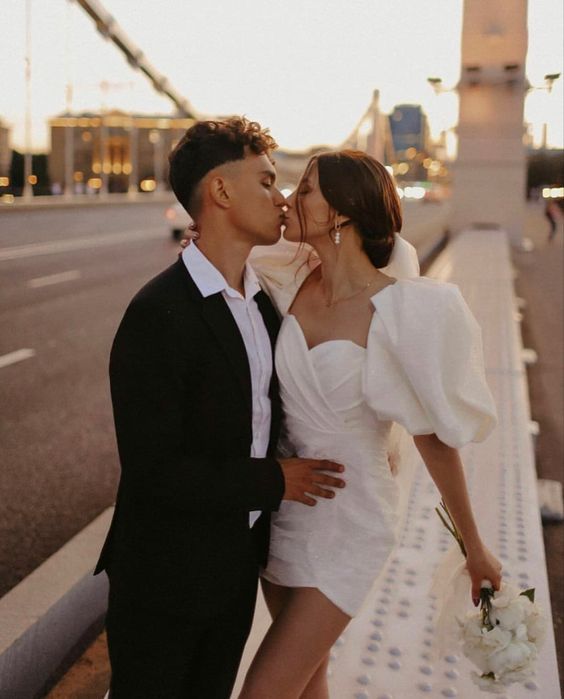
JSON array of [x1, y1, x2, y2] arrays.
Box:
[[1, 0, 562, 153]]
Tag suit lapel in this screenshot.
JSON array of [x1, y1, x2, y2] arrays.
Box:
[[175, 259, 282, 432], [254, 289, 282, 452], [200, 293, 253, 418], [254, 289, 280, 353], [176, 258, 253, 419]]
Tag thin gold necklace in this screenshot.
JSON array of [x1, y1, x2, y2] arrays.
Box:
[[324, 277, 379, 307]]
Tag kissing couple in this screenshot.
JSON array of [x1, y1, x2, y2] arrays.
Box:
[[95, 116, 502, 698]]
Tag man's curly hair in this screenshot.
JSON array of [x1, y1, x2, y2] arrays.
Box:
[[168, 116, 277, 217]]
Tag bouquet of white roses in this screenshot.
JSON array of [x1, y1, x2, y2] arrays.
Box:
[[435, 501, 547, 694]]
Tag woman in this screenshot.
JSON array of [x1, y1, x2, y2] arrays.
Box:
[[238, 151, 502, 698]]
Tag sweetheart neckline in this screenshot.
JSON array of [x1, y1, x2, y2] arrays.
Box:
[[308, 338, 367, 353], [286, 314, 368, 353], [284, 278, 397, 353]]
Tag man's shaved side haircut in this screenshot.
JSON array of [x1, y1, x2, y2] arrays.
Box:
[[168, 117, 278, 217]]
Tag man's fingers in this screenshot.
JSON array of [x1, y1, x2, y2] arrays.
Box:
[[314, 460, 345, 473], [315, 474, 346, 489], [301, 495, 317, 506], [307, 486, 335, 499]]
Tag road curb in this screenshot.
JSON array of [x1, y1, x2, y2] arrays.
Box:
[[0, 508, 113, 699]]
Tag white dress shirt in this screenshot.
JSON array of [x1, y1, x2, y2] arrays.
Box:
[[182, 243, 273, 527]]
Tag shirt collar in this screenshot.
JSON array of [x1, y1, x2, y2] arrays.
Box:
[[182, 242, 261, 301]]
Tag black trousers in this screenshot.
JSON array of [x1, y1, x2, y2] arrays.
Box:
[[105, 570, 258, 699]]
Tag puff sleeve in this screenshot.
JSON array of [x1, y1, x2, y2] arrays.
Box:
[[363, 278, 497, 449]]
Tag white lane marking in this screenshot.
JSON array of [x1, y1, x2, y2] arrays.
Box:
[[0, 227, 165, 262], [0, 348, 36, 369], [27, 270, 82, 288]]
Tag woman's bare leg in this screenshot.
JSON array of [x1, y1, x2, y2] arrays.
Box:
[[261, 577, 292, 620], [239, 584, 350, 699], [260, 579, 330, 699], [299, 654, 330, 699]]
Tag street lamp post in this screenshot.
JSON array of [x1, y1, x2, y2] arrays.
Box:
[[23, 0, 33, 201], [128, 119, 138, 197], [530, 73, 562, 149], [64, 0, 74, 198], [149, 128, 163, 192]]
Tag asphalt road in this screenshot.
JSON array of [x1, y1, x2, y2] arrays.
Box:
[[0, 201, 180, 596], [0, 198, 449, 597]]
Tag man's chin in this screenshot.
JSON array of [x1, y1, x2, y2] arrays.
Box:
[[255, 229, 283, 247], [282, 230, 300, 243]]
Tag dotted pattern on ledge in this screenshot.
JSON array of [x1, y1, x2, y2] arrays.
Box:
[[325, 230, 560, 699]]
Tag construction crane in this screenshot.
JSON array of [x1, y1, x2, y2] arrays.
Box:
[[72, 0, 196, 118]]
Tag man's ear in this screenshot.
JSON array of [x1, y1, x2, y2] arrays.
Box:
[[208, 176, 231, 209]]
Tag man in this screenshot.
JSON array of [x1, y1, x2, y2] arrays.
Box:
[[94, 117, 345, 698]]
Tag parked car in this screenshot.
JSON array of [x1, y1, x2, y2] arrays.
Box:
[[165, 202, 193, 240]]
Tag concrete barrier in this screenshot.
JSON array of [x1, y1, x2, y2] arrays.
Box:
[[0, 509, 113, 699]]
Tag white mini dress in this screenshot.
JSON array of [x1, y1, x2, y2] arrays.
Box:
[[251, 237, 497, 617]]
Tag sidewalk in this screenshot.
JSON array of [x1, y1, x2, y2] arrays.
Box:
[[44, 201, 563, 698]]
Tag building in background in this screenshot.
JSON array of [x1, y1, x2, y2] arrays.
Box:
[[48, 111, 194, 195], [389, 104, 431, 156], [387, 104, 441, 185]]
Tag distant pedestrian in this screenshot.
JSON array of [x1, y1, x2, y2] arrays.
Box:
[[545, 198, 562, 241]]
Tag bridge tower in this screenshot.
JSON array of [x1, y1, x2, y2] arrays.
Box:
[[342, 90, 396, 165], [450, 0, 528, 243]]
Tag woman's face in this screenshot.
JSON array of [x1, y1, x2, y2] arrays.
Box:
[[283, 161, 333, 243]]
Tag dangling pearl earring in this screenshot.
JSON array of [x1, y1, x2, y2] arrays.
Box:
[[334, 217, 341, 245]]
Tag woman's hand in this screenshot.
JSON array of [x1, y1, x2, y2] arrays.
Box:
[[178, 226, 196, 255], [465, 543, 503, 605], [178, 224, 199, 252]]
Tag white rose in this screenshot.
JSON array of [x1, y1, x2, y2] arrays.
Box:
[[460, 616, 491, 673], [463, 641, 491, 674], [480, 625, 513, 654], [490, 598, 527, 631], [526, 608, 548, 646], [490, 582, 521, 609], [488, 639, 536, 677]]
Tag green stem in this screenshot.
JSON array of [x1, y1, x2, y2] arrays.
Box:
[[435, 501, 467, 557]]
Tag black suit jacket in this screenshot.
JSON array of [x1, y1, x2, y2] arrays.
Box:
[[94, 258, 285, 619]]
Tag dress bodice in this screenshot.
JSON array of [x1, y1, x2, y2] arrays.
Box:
[[276, 314, 378, 437], [308, 337, 367, 429]]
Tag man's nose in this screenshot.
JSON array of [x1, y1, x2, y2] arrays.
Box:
[[275, 190, 290, 209]]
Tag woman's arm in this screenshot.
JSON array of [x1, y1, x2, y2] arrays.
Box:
[[414, 433, 503, 604]]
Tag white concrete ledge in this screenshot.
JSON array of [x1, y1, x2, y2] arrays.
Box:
[[0, 192, 174, 213], [0, 508, 113, 699]]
